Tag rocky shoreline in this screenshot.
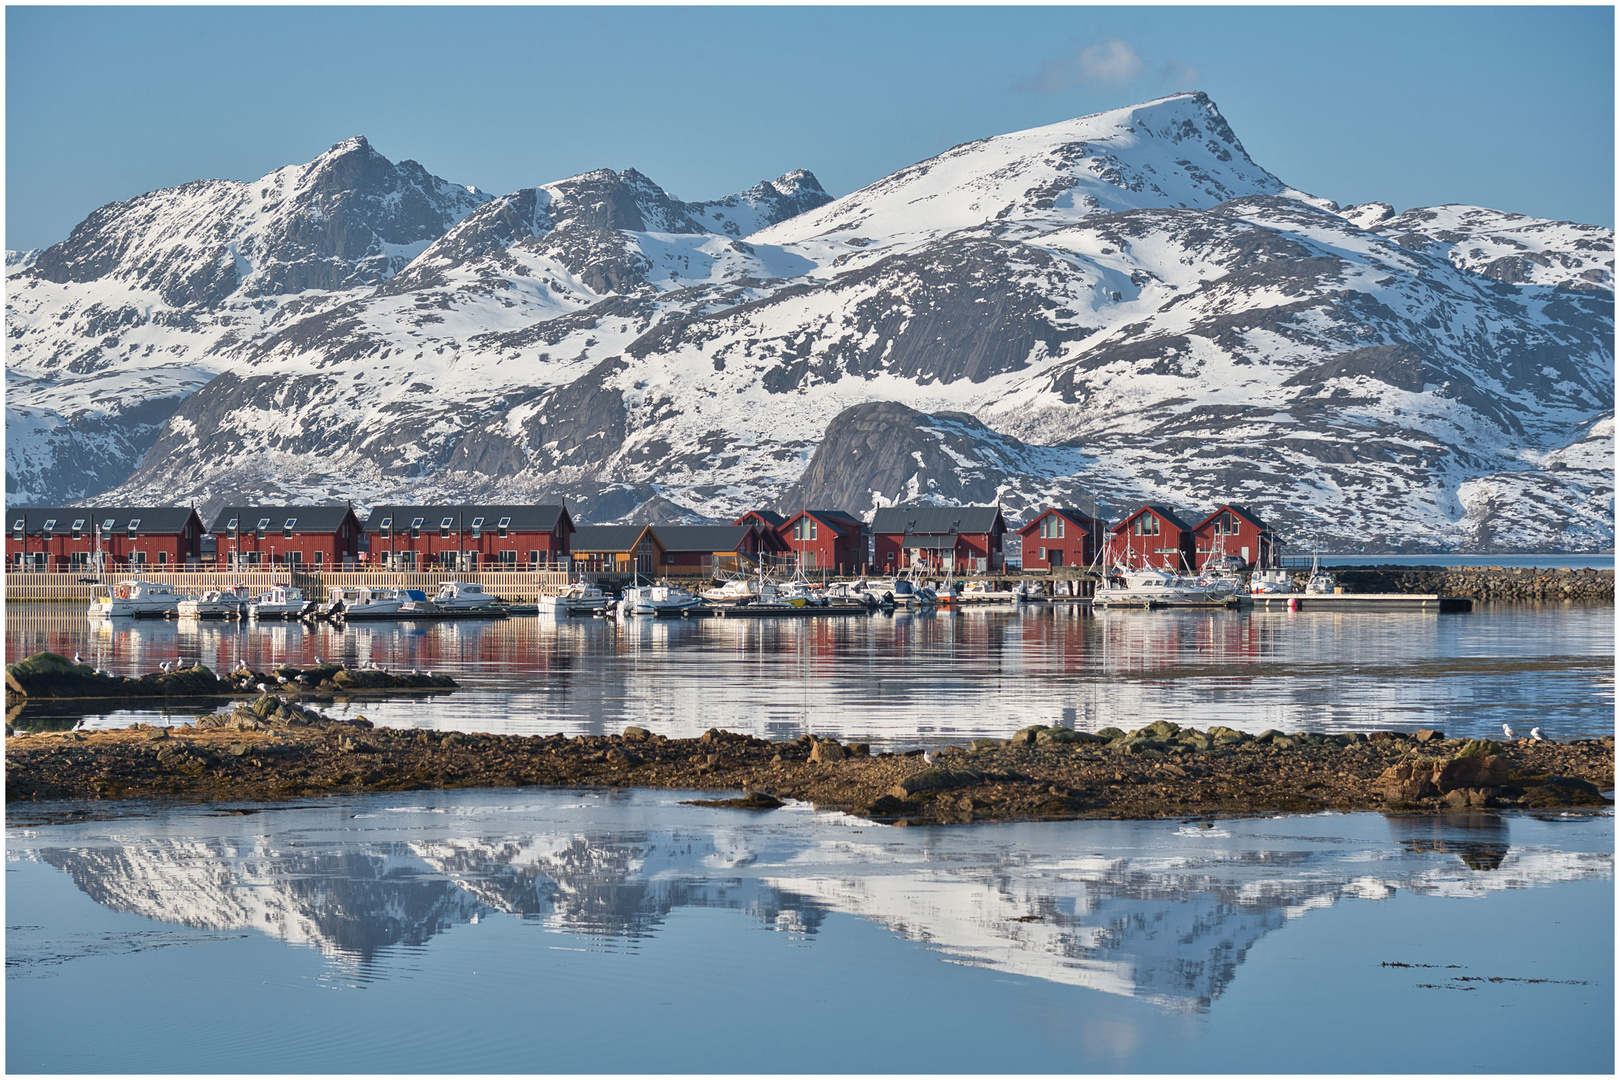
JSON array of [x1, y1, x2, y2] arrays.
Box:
[[6, 708, 1612, 824]]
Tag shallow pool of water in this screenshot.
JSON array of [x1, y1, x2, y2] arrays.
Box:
[[6, 791, 1612, 1073]]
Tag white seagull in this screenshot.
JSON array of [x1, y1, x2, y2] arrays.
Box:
[[922, 750, 938, 765], [1502, 723, 1515, 739], [276, 674, 290, 684], [73, 652, 82, 665], [1531, 727, 1546, 741], [158, 662, 172, 674], [256, 682, 271, 695]]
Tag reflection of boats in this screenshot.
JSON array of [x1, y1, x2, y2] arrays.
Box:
[[88, 580, 183, 619], [1095, 564, 1236, 608], [433, 581, 498, 611], [540, 581, 613, 617], [322, 586, 404, 620], [176, 586, 249, 619], [247, 586, 312, 619], [956, 580, 1019, 604], [616, 583, 702, 618]]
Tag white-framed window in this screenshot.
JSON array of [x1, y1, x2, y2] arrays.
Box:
[[440, 517, 454, 538], [102, 518, 115, 533], [1057, 517, 1065, 538], [378, 516, 392, 538], [127, 518, 141, 535], [498, 516, 511, 538], [226, 517, 239, 537], [810, 520, 818, 541], [71, 519, 85, 539], [42, 518, 57, 534], [411, 517, 424, 538], [11, 518, 22, 541], [283, 518, 297, 538], [256, 517, 270, 537]]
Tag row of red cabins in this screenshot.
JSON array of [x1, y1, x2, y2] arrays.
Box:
[[6, 502, 1275, 576]]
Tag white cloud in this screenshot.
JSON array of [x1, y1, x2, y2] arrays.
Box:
[[1022, 38, 1143, 94], [1021, 40, 1200, 97]]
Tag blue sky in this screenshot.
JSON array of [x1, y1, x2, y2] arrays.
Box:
[[6, 6, 1614, 251]]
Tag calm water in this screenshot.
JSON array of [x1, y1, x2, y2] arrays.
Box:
[[6, 792, 1612, 1073], [6, 602, 1613, 744]]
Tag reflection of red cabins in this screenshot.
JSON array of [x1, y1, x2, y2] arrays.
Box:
[[658, 525, 788, 575], [1017, 508, 1104, 570], [209, 506, 364, 569], [1105, 505, 1196, 572], [778, 510, 865, 574], [872, 505, 1007, 572], [1191, 505, 1275, 570], [8, 507, 205, 570], [366, 504, 573, 570]]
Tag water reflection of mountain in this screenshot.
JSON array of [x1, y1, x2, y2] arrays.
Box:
[[26, 811, 1611, 1010]]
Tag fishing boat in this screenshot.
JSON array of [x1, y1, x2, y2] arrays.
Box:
[[88, 579, 183, 619], [248, 585, 312, 619], [321, 585, 404, 620], [1305, 556, 1339, 595], [433, 581, 499, 611], [1249, 568, 1296, 595], [956, 580, 1019, 604], [540, 581, 613, 617], [177, 585, 249, 619]]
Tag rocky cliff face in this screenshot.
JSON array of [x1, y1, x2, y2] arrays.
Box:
[[7, 94, 1612, 549]]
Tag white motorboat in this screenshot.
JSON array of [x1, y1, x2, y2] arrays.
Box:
[[433, 581, 498, 611], [88, 579, 183, 619], [866, 576, 937, 609], [616, 583, 702, 618], [1249, 568, 1296, 595], [1014, 580, 1048, 602], [321, 585, 404, 619], [248, 586, 312, 619], [955, 580, 1019, 603], [701, 575, 777, 604], [1095, 564, 1235, 608], [177, 585, 249, 619], [541, 581, 613, 617], [1305, 557, 1339, 595], [776, 578, 828, 607]]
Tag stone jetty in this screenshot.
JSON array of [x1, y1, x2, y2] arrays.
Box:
[[1328, 565, 1612, 602]]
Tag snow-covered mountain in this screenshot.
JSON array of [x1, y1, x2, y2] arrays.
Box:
[[7, 93, 1612, 550]]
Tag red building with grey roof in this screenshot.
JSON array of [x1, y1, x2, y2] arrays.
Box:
[[365, 504, 574, 570]]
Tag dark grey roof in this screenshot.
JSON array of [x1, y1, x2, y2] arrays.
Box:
[[1017, 508, 1099, 534], [870, 504, 1005, 536], [737, 509, 785, 527], [366, 504, 570, 533], [1195, 503, 1270, 532], [657, 525, 756, 553], [1111, 505, 1194, 533], [209, 505, 357, 535], [899, 535, 965, 550], [9, 506, 201, 534], [799, 509, 865, 533], [572, 525, 655, 552]]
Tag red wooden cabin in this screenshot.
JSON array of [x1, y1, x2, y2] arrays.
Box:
[[779, 509, 866, 574], [871, 505, 1006, 573], [366, 504, 574, 570], [8, 507, 204, 571], [1017, 507, 1104, 570], [1192, 505, 1276, 570], [209, 505, 364, 569], [1104, 505, 1197, 572]]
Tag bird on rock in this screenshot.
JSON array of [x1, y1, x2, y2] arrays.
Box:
[[1502, 723, 1516, 739], [922, 750, 938, 765], [73, 652, 82, 666], [1531, 727, 1546, 741], [256, 682, 270, 695], [159, 662, 172, 674]]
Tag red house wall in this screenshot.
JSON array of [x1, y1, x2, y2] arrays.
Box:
[[1106, 510, 1195, 572], [1018, 512, 1098, 570], [1193, 512, 1270, 570], [8, 519, 202, 570], [373, 525, 568, 569], [780, 515, 862, 574]]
